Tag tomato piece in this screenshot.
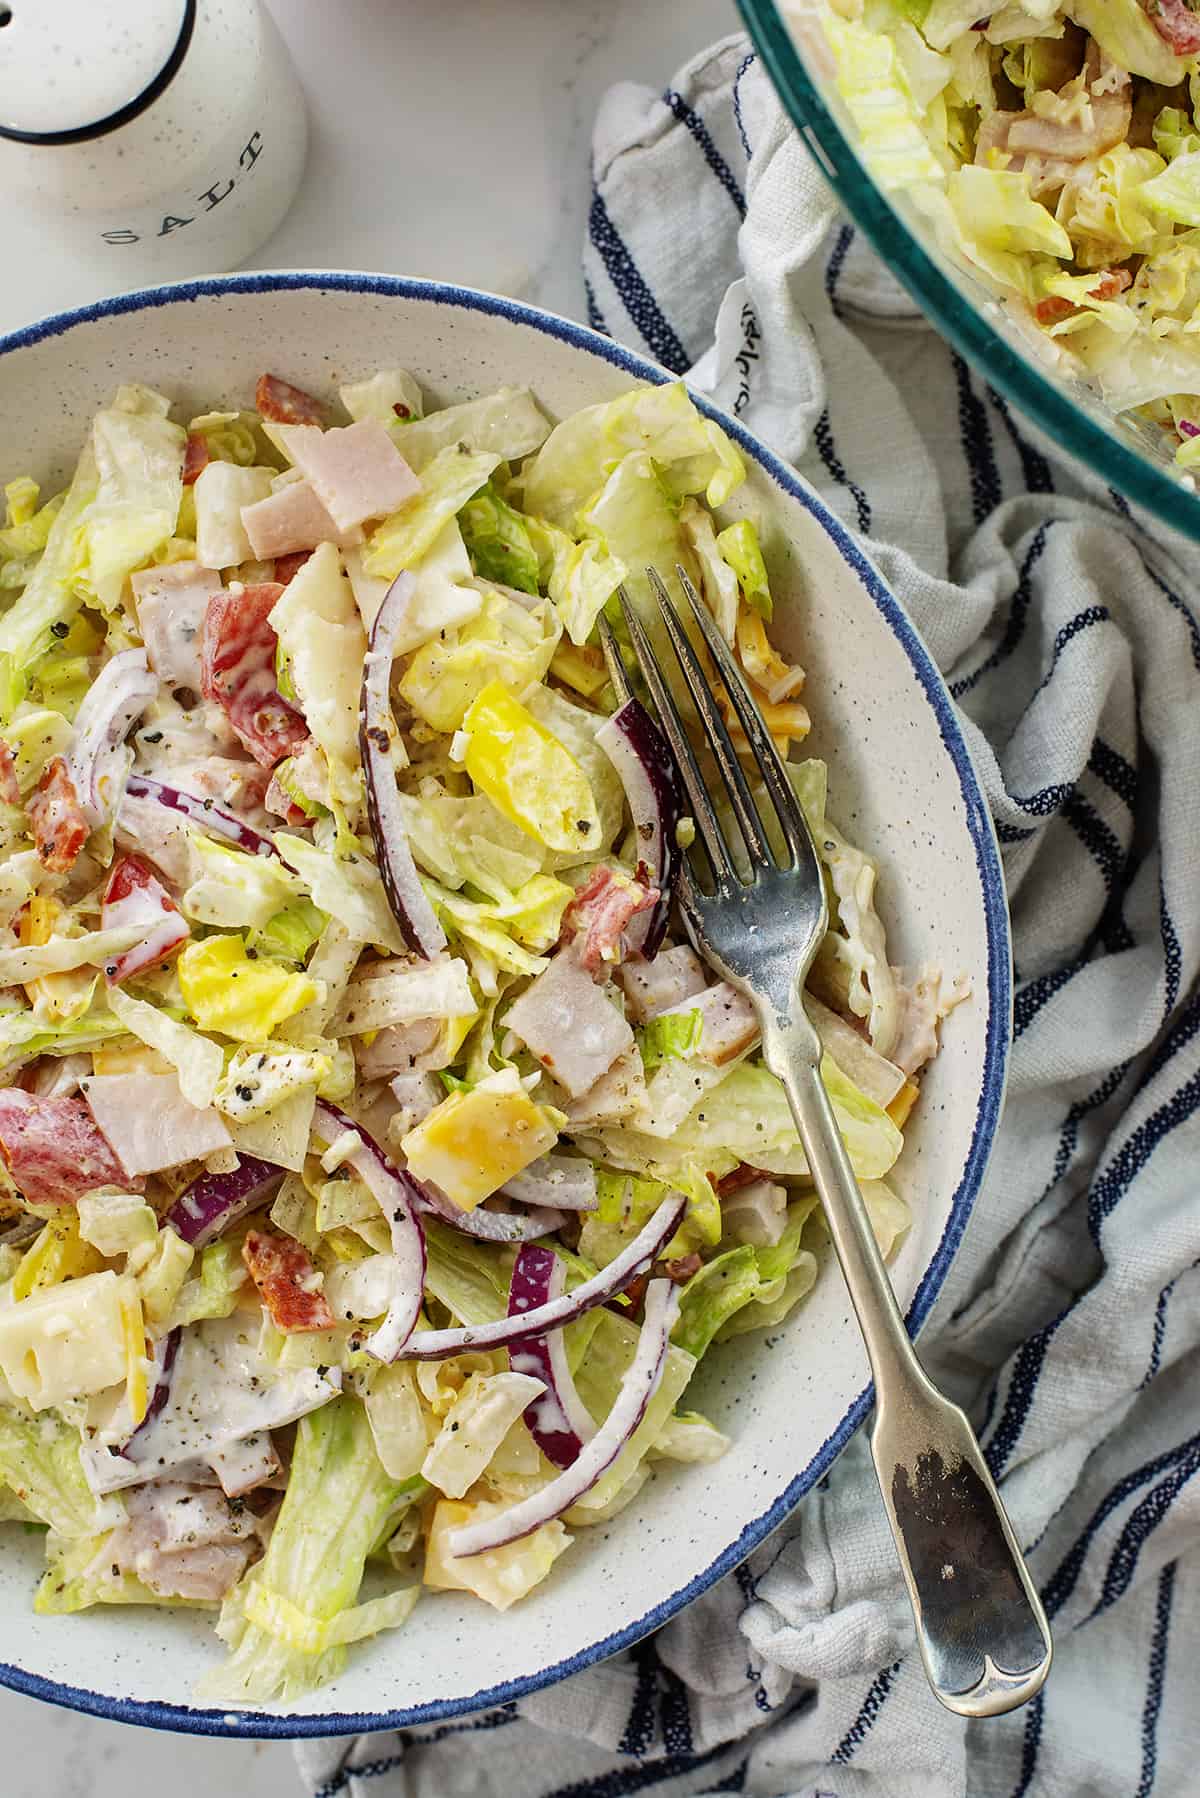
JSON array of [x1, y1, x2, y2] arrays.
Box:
[[200, 582, 308, 768], [101, 854, 190, 985], [273, 549, 313, 585]]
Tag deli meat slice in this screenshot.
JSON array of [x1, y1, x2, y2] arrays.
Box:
[[0, 1090, 139, 1204], [270, 420, 421, 531]]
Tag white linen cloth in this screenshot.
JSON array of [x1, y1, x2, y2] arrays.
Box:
[[298, 38, 1200, 1798]]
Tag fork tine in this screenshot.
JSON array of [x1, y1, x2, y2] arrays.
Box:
[[616, 587, 736, 886], [596, 613, 633, 705], [645, 566, 771, 868], [674, 563, 809, 869]]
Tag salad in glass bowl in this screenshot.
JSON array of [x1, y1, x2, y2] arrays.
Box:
[[780, 0, 1200, 469], [0, 368, 962, 1705]]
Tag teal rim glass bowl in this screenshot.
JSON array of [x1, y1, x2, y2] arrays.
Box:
[[737, 0, 1200, 543]]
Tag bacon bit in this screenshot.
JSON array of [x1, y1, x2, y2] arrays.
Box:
[[562, 865, 660, 974], [273, 549, 313, 585], [0, 738, 19, 807], [200, 582, 308, 768], [715, 1162, 772, 1197], [617, 1270, 649, 1312], [1034, 295, 1075, 326], [182, 432, 211, 485], [1036, 269, 1132, 326], [1090, 267, 1133, 302], [28, 756, 88, 873], [242, 1230, 336, 1333], [1145, 0, 1200, 55], [658, 1253, 702, 1284], [255, 374, 326, 427], [0, 1090, 139, 1205]]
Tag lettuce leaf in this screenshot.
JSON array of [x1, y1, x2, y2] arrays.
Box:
[[364, 445, 501, 578], [269, 543, 367, 807], [394, 388, 551, 472], [459, 481, 540, 595], [82, 386, 185, 613], [200, 1395, 413, 1704], [0, 1408, 119, 1538]]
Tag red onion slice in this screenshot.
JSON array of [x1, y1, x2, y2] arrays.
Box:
[[359, 571, 446, 960], [448, 1278, 679, 1555], [120, 1326, 181, 1461], [393, 1192, 685, 1362], [508, 1247, 596, 1469], [502, 1153, 598, 1212], [596, 698, 681, 959], [414, 1179, 565, 1243], [313, 1100, 426, 1361], [166, 1154, 286, 1249], [125, 774, 279, 859], [66, 649, 159, 828]]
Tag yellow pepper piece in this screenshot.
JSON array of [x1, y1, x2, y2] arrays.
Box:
[[402, 1084, 559, 1212], [462, 680, 600, 854], [11, 1211, 104, 1302], [177, 934, 318, 1044], [887, 1080, 920, 1130], [119, 1282, 150, 1428]]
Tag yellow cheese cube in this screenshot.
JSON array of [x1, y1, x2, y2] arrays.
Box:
[[0, 1271, 137, 1411], [402, 1085, 558, 1211]]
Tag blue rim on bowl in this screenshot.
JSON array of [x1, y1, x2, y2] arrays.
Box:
[[0, 270, 1011, 1737], [736, 0, 1200, 545]]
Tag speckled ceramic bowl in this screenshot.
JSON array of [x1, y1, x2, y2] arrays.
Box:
[[0, 273, 1010, 1737]]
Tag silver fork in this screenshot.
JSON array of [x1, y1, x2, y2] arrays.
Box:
[[606, 564, 1052, 1720]]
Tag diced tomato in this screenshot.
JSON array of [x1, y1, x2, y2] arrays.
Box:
[[101, 855, 190, 985], [0, 738, 19, 807], [0, 1090, 139, 1205], [200, 582, 308, 768], [182, 432, 211, 485], [562, 865, 660, 974], [273, 549, 313, 585], [242, 1230, 335, 1333], [1145, 0, 1200, 55], [28, 756, 88, 873], [255, 374, 325, 427]]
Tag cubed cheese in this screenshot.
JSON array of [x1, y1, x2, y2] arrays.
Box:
[[402, 1086, 558, 1211], [0, 1271, 135, 1410]]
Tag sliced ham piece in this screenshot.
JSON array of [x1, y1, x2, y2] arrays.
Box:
[[720, 1178, 788, 1248], [616, 944, 708, 1023], [208, 1433, 281, 1498], [658, 981, 759, 1068], [561, 866, 659, 974], [130, 561, 221, 689], [562, 1044, 647, 1126], [242, 1229, 335, 1333], [270, 420, 421, 531], [0, 1090, 138, 1204], [240, 477, 364, 560], [505, 952, 634, 1098], [103, 1481, 261, 1601], [182, 433, 211, 486], [355, 1017, 445, 1079], [256, 373, 325, 426], [200, 581, 308, 768], [101, 855, 190, 986], [82, 1072, 232, 1177]]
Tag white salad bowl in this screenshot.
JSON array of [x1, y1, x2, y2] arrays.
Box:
[[0, 272, 1010, 1737]]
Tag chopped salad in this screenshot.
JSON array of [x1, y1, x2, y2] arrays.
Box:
[[786, 0, 1200, 462], [0, 369, 963, 1704]]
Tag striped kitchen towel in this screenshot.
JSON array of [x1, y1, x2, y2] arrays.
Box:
[[298, 38, 1200, 1798]]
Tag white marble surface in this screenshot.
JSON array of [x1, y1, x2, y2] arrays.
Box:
[[0, 0, 738, 1792]]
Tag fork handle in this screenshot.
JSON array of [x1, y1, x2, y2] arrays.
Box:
[[761, 1015, 1052, 1719]]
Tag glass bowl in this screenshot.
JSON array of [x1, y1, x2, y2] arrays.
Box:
[[737, 0, 1200, 542]]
